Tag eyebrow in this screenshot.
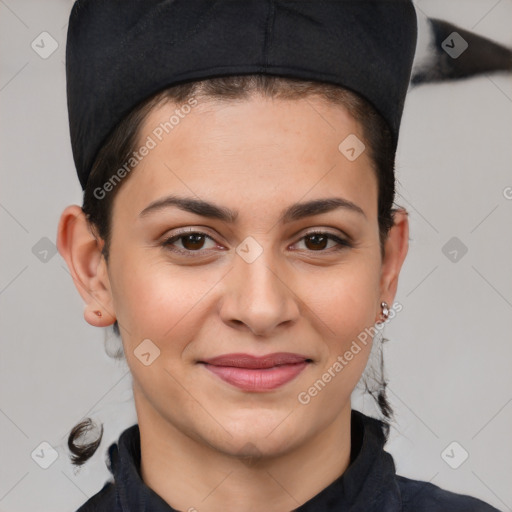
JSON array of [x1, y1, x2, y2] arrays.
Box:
[[138, 194, 366, 223]]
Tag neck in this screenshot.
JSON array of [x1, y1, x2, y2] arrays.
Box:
[[134, 397, 353, 512]]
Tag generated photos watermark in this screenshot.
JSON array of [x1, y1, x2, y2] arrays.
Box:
[[297, 301, 403, 405], [93, 97, 198, 200]]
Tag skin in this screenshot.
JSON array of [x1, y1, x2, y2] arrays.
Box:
[[57, 94, 408, 512]]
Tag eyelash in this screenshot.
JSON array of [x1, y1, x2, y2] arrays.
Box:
[[161, 229, 352, 257]]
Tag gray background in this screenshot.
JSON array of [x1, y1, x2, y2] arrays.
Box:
[[1, 1, 511, 511]]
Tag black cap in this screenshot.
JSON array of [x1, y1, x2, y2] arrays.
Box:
[[66, 0, 418, 191]]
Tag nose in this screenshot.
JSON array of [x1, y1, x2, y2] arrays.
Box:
[[218, 245, 300, 337]]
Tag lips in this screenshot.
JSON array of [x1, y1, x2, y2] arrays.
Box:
[[200, 352, 311, 369], [198, 352, 312, 391]]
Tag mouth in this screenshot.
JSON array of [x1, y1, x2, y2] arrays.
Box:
[[199, 352, 312, 368], [198, 353, 313, 392]]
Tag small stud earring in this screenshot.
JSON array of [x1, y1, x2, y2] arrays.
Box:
[[94, 310, 103, 317]]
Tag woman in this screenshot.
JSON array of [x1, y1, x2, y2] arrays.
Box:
[[57, 1, 502, 511]]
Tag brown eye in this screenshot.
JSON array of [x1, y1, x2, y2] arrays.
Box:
[[295, 231, 351, 252], [162, 231, 216, 254], [304, 233, 329, 250], [179, 233, 207, 250]]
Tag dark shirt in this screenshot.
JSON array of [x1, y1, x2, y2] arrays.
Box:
[[76, 410, 500, 511]]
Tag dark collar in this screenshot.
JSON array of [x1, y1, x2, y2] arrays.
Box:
[[106, 409, 401, 511]]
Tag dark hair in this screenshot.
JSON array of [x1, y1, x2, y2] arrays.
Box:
[[68, 74, 399, 467]]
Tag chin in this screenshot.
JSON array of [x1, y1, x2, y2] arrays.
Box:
[[210, 410, 308, 458], [217, 432, 297, 463]]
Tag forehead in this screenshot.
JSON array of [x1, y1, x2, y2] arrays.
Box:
[[113, 94, 378, 224]]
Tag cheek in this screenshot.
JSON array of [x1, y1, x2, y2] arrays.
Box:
[[109, 258, 209, 392], [110, 252, 220, 343], [306, 256, 381, 336], [303, 256, 381, 395]]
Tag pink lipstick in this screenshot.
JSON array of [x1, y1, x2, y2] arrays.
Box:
[[199, 352, 311, 392]]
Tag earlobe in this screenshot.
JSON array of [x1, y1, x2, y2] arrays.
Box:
[[57, 204, 116, 327], [83, 304, 116, 327], [379, 208, 409, 308]]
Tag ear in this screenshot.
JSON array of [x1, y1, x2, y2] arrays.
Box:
[[378, 208, 409, 312], [56, 204, 116, 327]]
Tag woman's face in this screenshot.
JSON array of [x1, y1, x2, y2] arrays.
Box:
[[83, 94, 406, 458]]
